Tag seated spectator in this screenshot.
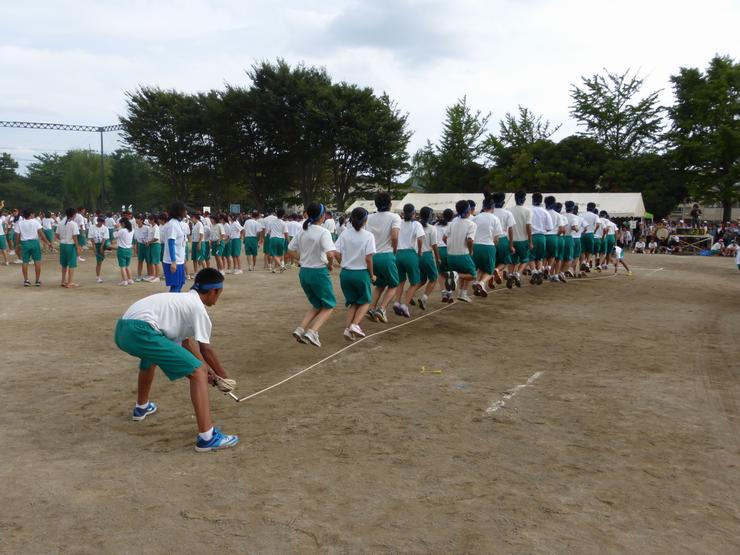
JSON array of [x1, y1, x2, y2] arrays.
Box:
[[648, 239, 658, 254], [724, 241, 737, 257], [633, 239, 646, 253], [711, 240, 723, 255]]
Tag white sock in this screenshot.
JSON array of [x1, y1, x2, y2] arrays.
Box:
[[135, 401, 149, 409], [421, 294, 428, 302], [198, 427, 214, 442]]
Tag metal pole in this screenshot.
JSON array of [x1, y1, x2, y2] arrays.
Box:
[[99, 129, 105, 209]]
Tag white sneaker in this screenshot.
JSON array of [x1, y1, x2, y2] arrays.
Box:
[[343, 328, 355, 342], [457, 291, 472, 303], [118, 281, 128, 286], [96, 277, 103, 283], [78, 257, 85, 262], [349, 323, 366, 339], [292, 327, 307, 344], [127, 279, 134, 285], [303, 329, 322, 347]]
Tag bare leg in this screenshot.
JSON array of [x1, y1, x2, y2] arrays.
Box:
[[22, 263, 29, 281], [352, 304, 371, 325], [307, 308, 333, 332], [345, 305, 357, 329], [404, 282, 423, 304], [378, 286, 399, 310], [187, 365, 213, 433], [300, 308, 321, 329], [137, 365, 156, 405], [34, 262, 41, 282]]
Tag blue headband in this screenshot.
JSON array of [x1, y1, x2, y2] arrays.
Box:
[[458, 205, 471, 217], [308, 204, 325, 225], [191, 282, 224, 292]]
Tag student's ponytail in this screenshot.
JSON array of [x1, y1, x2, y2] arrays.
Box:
[[120, 216, 132, 233], [350, 207, 368, 231], [437, 208, 454, 227], [419, 206, 433, 228], [402, 203, 415, 222], [303, 202, 324, 230]]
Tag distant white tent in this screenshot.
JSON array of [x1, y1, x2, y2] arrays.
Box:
[[345, 199, 403, 213], [393, 193, 516, 214], [504, 193, 646, 218]]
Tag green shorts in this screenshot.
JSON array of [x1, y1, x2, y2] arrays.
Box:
[[512, 240, 530, 264], [563, 236, 574, 261], [299, 267, 336, 309], [496, 236, 512, 265], [43, 229, 54, 244], [447, 253, 476, 277], [94, 242, 106, 264], [60, 243, 78, 268], [373, 252, 400, 288], [581, 233, 594, 254], [213, 240, 224, 257], [137, 242, 149, 261], [191, 242, 202, 262], [605, 236, 616, 255], [0, 235, 7, 250], [114, 319, 201, 381], [203, 241, 211, 260], [269, 236, 285, 257], [147, 243, 162, 265], [545, 234, 559, 259], [229, 238, 242, 257], [571, 237, 582, 259], [396, 248, 421, 285], [77, 232, 87, 247], [21, 239, 42, 263], [419, 251, 438, 283], [437, 246, 449, 273], [263, 235, 270, 254], [244, 236, 259, 256], [340, 268, 372, 306], [531, 234, 546, 261], [117, 246, 132, 268], [593, 238, 603, 256], [473, 243, 496, 274], [555, 236, 566, 261]]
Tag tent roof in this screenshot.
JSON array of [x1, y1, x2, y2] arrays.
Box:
[[393, 193, 515, 213], [344, 199, 403, 213], [504, 193, 645, 218]]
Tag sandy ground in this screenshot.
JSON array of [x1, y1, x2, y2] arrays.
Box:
[[0, 250, 738, 554]]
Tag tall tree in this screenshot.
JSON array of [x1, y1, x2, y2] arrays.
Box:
[[570, 69, 664, 158], [490, 105, 561, 150], [109, 149, 169, 211], [62, 150, 109, 210], [25, 153, 66, 202], [0, 152, 19, 182], [668, 55, 740, 222]]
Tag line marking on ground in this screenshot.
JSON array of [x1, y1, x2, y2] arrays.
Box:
[[485, 371, 544, 414], [630, 266, 664, 273], [228, 271, 620, 403]]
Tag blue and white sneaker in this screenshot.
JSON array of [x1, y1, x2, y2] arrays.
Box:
[[132, 401, 158, 421], [194, 427, 240, 453]]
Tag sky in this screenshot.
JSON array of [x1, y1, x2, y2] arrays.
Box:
[[1, 0, 737, 172]]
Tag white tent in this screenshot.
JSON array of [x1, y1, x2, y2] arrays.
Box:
[[393, 193, 516, 214], [504, 193, 646, 218], [344, 199, 403, 214]]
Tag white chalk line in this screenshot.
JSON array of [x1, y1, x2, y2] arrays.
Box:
[[231, 271, 620, 403], [485, 371, 544, 414]]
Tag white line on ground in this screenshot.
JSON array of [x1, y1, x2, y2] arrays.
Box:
[[229, 272, 619, 403], [485, 371, 544, 414], [630, 266, 665, 272]]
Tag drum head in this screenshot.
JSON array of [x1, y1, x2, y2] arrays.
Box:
[[656, 228, 669, 240]]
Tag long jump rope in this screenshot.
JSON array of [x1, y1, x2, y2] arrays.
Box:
[[220, 271, 620, 403]]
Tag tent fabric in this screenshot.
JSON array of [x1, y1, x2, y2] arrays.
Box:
[[345, 199, 403, 213], [392, 193, 515, 214]]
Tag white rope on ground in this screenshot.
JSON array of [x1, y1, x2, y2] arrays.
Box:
[[227, 271, 621, 403], [486, 371, 544, 413]]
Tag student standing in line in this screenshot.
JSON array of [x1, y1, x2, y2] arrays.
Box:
[[41, 211, 55, 253], [0, 210, 10, 266], [227, 214, 244, 274], [242, 211, 262, 271], [335, 207, 376, 341], [89, 216, 109, 284], [492, 192, 515, 288], [114, 216, 135, 286], [392, 204, 425, 318], [162, 203, 188, 292], [145, 214, 162, 283], [57, 207, 82, 287], [443, 200, 478, 303], [416, 206, 440, 310], [507, 190, 533, 289], [471, 192, 502, 297], [365, 192, 401, 323], [190, 213, 205, 276], [563, 201, 583, 278], [267, 208, 289, 273], [18, 208, 53, 287], [434, 208, 454, 303], [288, 202, 338, 347], [579, 202, 600, 273], [529, 192, 554, 283], [133, 215, 150, 282]]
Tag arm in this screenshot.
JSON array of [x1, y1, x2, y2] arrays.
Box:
[[432, 244, 440, 266], [365, 253, 375, 282], [508, 227, 515, 253], [526, 224, 533, 249], [197, 342, 229, 379], [416, 237, 423, 257], [168, 238, 176, 271], [466, 237, 474, 256], [37, 228, 52, 248], [391, 228, 399, 255]]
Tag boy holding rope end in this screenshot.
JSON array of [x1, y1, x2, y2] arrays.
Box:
[[114, 267, 239, 452]]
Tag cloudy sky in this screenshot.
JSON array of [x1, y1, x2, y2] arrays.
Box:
[[1, 0, 737, 171]]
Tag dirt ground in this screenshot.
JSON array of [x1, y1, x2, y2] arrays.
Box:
[[0, 250, 738, 554]]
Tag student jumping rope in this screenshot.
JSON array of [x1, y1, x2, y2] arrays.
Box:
[[434, 208, 454, 303], [393, 203, 425, 318], [114, 267, 239, 452], [443, 200, 478, 303], [57, 207, 82, 287], [365, 192, 401, 323], [416, 206, 440, 310], [288, 202, 338, 348], [114, 216, 135, 286], [162, 203, 188, 292], [90, 216, 109, 284], [334, 207, 376, 341], [529, 192, 553, 284], [471, 191, 502, 297], [492, 192, 515, 288], [507, 190, 533, 289]]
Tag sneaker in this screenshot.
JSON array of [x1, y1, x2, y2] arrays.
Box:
[[376, 308, 388, 323], [392, 302, 404, 316], [134, 277, 143, 282], [279, 265, 286, 273], [399, 304, 411, 318], [148, 277, 160, 283], [475, 282, 488, 298], [627, 270, 633, 276], [366, 309, 378, 322], [549, 275, 560, 282], [194, 427, 239, 453], [444, 271, 456, 291], [506, 275, 514, 289], [303, 329, 322, 347], [127, 279, 135, 285], [77, 257, 85, 262], [409, 298, 416, 306], [118, 281, 128, 286], [472, 282, 482, 296], [514, 274, 522, 288], [487, 276, 497, 290], [418, 295, 428, 311], [35, 280, 41, 287], [349, 323, 366, 339], [493, 270, 503, 284], [457, 291, 472, 303], [292, 327, 307, 344], [132, 401, 158, 421], [558, 273, 567, 283], [96, 277, 103, 283], [23, 280, 30, 287], [343, 328, 355, 342]]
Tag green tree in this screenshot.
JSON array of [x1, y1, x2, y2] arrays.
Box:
[[25, 153, 66, 203], [62, 150, 109, 210], [109, 149, 169, 211], [668, 55, 740, 222], [489, 105, 561, 151], [570, 69, 664, 158], [0, 178, 58, 209], [0, 152, 19, 182]]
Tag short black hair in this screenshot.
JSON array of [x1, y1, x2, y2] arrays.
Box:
[[515, 190, 527, 205], [194, 267, 224, 289], [532, 192, 543, 205], [375, 192, 392, 212]]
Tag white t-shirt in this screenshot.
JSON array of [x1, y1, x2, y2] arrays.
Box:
[[74, 213, 86, 231], [546, 209, 561, 235], [735, 247, 740, 264], [114, 228, 134, 249], [648, 241, 658, 249], [149, 224, 161, 243], [508, 205, 533, 242], [41, 218, 54, 230], [581, 211, 600, 234], [215, 223, 226, 240], [635, 241, 646, 249], [335, 227, 376, 270], [267, 217, 287, 238], [180, 220, 190, 243], [421, 225, 437, 253], [597, 217, 609, 238], [58, 220, 80, 244], [89, 225, 108, 244], [105, 217, 116, 229], [243, 219, 262, 238], [323, 218, 336, 234], [435, 223, 450, 247], [161, 220, 186, 264], [287, 224, 336, 268], [0, 216, 5, 236], [366, 211, 402, 254], [398, 220, 425, 250], [615, 246, 624, 259], [228, 220, 243, 240], [473, 212, 503, 245], [18, 218, 42, 241], [288, 221, 302, 237], [134, 224, 150, 243], [605, 220, 617, 236], [445, 217, 477, 255], [261, 215, 276, 236], [557, 213, 568, 234], [191, 221, 204, 242], [566, 213, 582, 238], [494, 208, 514, 238], [122, 290, 212, 344], [711, 242, 722, 251], [530, 206, 553, 235]]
